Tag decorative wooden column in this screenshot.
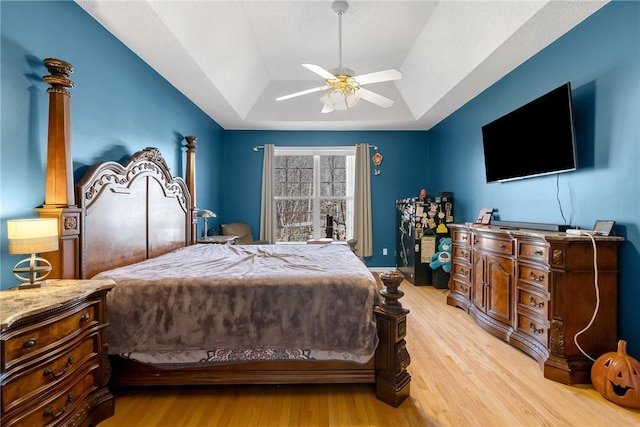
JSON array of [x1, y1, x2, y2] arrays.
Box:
[[374, 270, 411, 407], [36, 58, 81, 279], [184, 135, 197, 244]]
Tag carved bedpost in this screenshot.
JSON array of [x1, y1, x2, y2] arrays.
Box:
[[374, 270, 411, 407], [184, 135, 197, 244], [36, 58, 81, 279]]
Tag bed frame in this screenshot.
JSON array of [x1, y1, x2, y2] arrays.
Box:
[[38, 58, 411, 407]]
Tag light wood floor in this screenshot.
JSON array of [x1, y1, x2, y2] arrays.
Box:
[[100, 281, 640, 427]]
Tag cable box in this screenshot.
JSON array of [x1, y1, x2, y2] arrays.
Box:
[[491, 220, 571, 232]]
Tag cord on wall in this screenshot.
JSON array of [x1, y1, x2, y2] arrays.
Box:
[[573, 231, 600, 362]]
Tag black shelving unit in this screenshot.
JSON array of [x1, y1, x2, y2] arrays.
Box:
[[396, 193, 454, 287]]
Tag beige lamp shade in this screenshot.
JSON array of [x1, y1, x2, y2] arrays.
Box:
[[7, 218, 59, 255]]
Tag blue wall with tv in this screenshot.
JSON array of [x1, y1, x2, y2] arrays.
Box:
[[427, 0, 639, 355], [1, 1, 639, 356]]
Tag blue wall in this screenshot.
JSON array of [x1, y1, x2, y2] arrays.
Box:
[[2, 1, 639, 356], [1, 1, 224, 288], [222, 130, 429, 267], [428, 0, 640, 356]]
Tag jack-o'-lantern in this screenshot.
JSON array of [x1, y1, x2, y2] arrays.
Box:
[[591, 340, 640, 409]]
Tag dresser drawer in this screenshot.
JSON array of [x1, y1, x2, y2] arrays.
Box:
[[2, 363, 100, 427], [451, 261, 471, 282], [2, 301, 99, 371], [2, 333, 100, 415], [452, 245, 471, 263], [516, 312, 549, 347], [473, 235, 514, 256], [517, 288, 549, 318], [517, 264, 549, 290], [451, 277, 471, 301], [518, 241, 548, 263], [452, 229, 471, 245]]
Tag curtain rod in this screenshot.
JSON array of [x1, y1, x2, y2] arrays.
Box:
[[252, 144, 378, 151]]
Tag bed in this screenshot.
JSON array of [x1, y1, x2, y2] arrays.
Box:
[[37, 57, 410, 408], [69, 146, 411, 407]]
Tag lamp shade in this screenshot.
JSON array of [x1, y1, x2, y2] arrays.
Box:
[[198, 209, 216, 218], [7, 218, 59, 255]]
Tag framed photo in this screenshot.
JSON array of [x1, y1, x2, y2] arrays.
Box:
[[593, 220, 615, 236], [476, 208, 493, 225]]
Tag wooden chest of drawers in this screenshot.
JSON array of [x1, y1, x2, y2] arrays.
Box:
[[447, 224, 623, 385], [0, 279, 115, 427]]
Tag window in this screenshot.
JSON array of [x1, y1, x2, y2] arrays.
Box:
[[273, 146, 355, 242]]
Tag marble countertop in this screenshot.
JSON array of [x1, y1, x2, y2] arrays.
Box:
[[450, 223, 625, 241], [0, 279, 115, 330]]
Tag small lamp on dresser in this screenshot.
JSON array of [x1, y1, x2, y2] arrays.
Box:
[[7, 218, 58, 289]]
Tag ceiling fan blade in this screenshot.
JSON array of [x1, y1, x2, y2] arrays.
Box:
[[302, 63, 338, 80], [276, 85, 329, 101], [357, 88, 395, 108], [352, 69, 403, 86]]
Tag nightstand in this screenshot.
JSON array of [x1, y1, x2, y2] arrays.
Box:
[[198, 235, 238, 244], [0, 279, 115, 427]]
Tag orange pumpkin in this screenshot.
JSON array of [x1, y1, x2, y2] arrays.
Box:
[[591, 340, 640, 409]]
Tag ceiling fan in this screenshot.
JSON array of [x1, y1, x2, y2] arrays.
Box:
[[275, 0, 402, 113]]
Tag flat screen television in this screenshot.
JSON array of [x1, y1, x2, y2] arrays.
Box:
[[481, 82, 577, 183]]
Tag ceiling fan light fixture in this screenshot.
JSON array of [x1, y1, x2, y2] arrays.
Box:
[[320, 88, 360, 113], [276, 0, 401, 112]]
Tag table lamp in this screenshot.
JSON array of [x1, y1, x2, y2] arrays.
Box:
[[197, 209, 216, 237], [7, 218, 59, 289]]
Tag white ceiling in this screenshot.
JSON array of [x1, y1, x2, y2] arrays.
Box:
[[75, 0, 608, 131]]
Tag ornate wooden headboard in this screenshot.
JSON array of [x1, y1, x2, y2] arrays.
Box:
[[36, 58, 197, 280], [75, 148, 191, 279]]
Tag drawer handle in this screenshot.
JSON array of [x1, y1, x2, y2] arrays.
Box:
[[529, 297, 545, 308], [43, 392, 74, 420], [44, 356, 74, 378], [460, 268, 469, 275], [23, 338, 37, 349], [529, 271, 545, 282], [461, 250, 469, 258], [499, 244, 506, 249], [529, 322, 544, 334], [461, 236, 467, 241], [534, 249, 544, 256], [80, 312, 90, 324]]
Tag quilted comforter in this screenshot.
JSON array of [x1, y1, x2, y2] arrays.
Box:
[[93, 243, 379, 365]]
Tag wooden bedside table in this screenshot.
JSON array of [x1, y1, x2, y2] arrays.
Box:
[[0, 279, 115, 427], [198, 235, 238, 244]]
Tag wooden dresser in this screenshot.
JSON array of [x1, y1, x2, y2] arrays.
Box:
[[0, 279, 115, 427], [447, 224, 623, 385]]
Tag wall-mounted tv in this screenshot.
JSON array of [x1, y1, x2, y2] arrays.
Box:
[[481, 82, 577, 183]]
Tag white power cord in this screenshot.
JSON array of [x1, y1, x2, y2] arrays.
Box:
[[572, 231, 599, 362]]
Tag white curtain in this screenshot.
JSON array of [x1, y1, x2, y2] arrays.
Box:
[[354, 143, 373, 257], [259, 144, 275, 243]]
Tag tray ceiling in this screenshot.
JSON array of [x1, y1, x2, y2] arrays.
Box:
[[76, 0, 608, 130]]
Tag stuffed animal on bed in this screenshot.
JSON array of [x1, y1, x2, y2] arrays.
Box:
[[430, 237, 452, 273]]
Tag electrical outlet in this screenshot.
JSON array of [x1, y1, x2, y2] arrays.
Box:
[[382, 248, 388, 255]]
